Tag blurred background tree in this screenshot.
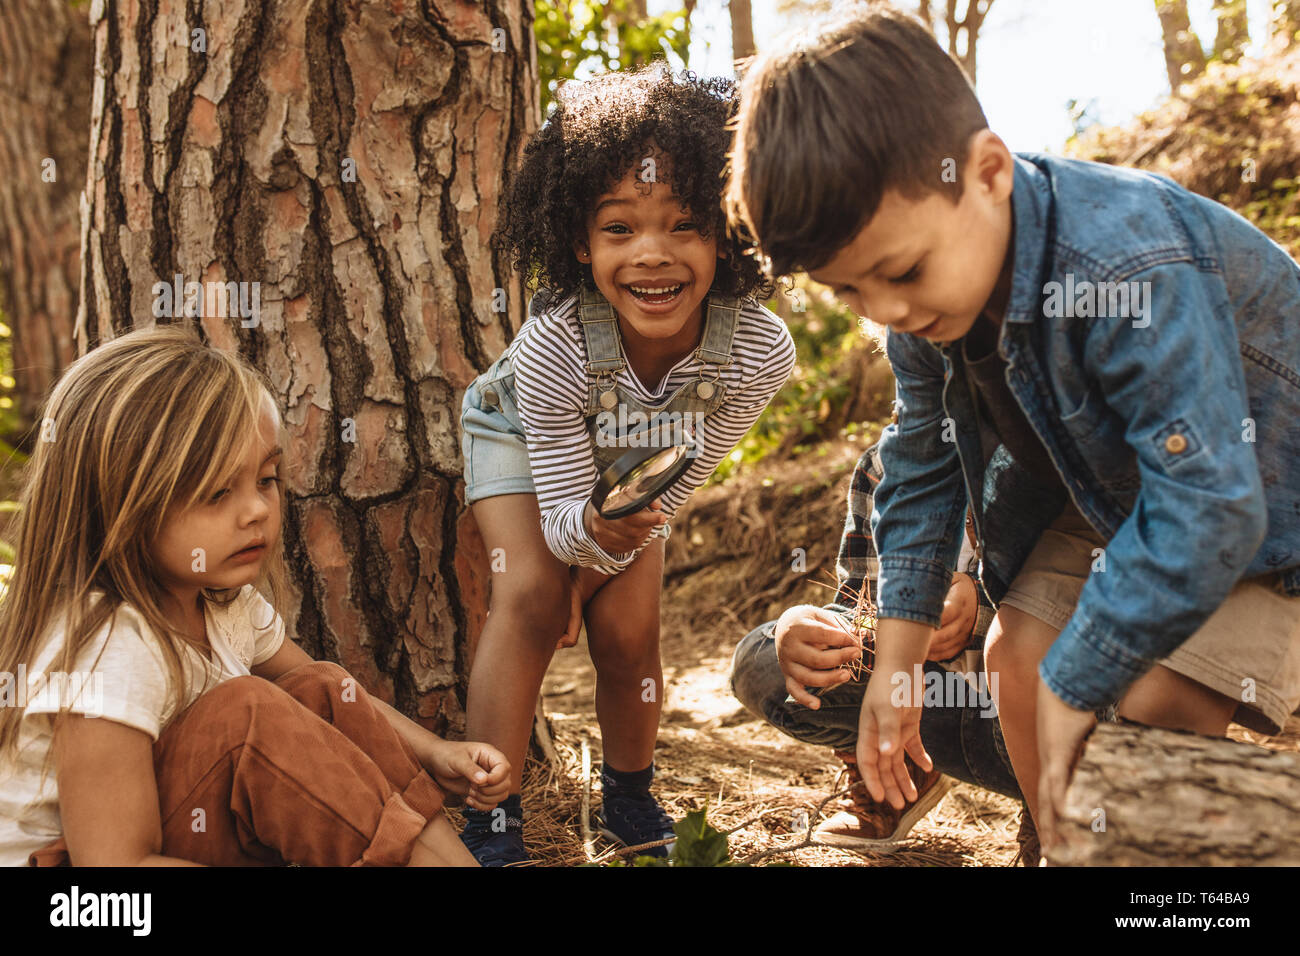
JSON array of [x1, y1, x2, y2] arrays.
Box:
[[776, 1, 995, 84], [535, 0, 693, 113]]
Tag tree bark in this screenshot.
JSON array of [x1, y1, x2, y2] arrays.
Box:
[[729, 0, 756, 62], [1047, 721, 1300, 866], [1213, 0, 1249, 63], [1154, 0, 1207, 91], [78, 0, 537, 735], [0, 0, 92, 440]]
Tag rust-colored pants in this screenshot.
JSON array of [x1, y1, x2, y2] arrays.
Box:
[[30, 661, 446, 866]]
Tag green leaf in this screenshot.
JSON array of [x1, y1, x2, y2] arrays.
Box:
[[666, 808, 731, 867]]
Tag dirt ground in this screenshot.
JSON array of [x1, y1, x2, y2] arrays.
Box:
[[461, 437, 1300, 866]]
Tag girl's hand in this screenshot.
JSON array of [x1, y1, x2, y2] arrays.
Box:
[[427, 741, 512, 811], [557, 566, 584, 649], [583, 497, 667, 554], [557, 566, 612, 649], [928, 572, 977, 661]]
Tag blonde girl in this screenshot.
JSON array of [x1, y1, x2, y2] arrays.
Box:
[[0, 326, 507, 867]]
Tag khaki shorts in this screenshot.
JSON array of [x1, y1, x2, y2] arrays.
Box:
[[1001, 499, 1300, 735]]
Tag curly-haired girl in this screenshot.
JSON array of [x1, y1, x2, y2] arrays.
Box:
[[459, 65, 796, 864]]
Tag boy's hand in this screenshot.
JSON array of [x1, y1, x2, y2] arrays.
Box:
[[1035, 677, 1097, 856], [928, 572, 977, 661], [427, 741, 512, 812], [856, 618, 934, 809], [584, 497, 666, 554], [772, 605, 862, 709]]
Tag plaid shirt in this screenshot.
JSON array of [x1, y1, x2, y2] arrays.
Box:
[[825, 441, 997, 648]]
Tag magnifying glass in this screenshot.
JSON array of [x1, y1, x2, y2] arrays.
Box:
[[590, 441, 696, 519]]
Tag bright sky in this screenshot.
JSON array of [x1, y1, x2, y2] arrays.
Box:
[[651, 0, 1279, 152]]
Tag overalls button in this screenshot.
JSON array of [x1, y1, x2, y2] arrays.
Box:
[[696, 381, 715, 400], [1165, 433, 1187, 454], [600, 390, 618, 410], [481, 386, 498, 408]]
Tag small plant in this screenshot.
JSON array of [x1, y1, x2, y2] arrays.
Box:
[[606, 808, 732, 866]]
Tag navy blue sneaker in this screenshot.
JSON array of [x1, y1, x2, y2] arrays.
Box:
[[459, 802, 529, 866], [595, 786, 677, 859]]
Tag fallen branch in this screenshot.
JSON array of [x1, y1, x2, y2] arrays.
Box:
[[1048, 720, 1300, 866]]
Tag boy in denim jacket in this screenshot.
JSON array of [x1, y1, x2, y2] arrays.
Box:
[[725, 9, 1300, 852]]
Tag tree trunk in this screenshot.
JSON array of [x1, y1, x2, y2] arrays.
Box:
[[1047, 721, 1300, 866], [917, 0, 934, 34], [78, 0, 537, 736], [1154, 0, 1207, 91], [1213, 0, 1249, 63], [729, 0, 756, 62], [0, 0, 91, 441], [944, 0, 993, 87]]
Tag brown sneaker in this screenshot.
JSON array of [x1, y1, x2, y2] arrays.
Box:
[[812, 750, 953, 850], [1013, 807, 1041, 867]]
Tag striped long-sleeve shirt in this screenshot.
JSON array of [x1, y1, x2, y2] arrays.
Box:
[[509, 293, 796, 574]]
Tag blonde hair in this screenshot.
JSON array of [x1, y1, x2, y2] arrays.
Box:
[[0, 324, 288, 770]]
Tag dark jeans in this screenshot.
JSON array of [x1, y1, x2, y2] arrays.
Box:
[[729, 621, 1023, 801]]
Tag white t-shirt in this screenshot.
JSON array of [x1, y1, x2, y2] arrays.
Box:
[[0, 585, 286, 866]]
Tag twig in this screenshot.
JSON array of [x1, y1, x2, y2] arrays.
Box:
[[734, 783, 882, 866], [533, 694, 560, 770], [588, 836, 677, 864], [580, 738, 595, 862]]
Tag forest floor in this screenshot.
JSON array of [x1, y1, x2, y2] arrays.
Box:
[[452, 438, 1300, 866]]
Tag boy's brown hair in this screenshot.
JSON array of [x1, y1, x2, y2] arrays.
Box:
[[725, 6, 989, 277]]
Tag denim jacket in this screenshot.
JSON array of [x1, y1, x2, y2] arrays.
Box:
[[870, 152, 1300, 712]]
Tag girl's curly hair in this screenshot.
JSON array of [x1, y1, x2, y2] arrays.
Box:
[[494, 65, 773, 302]]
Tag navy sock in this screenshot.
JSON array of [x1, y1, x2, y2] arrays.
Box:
[[601, 762, 654, 792], [463, 793, 522, 830]]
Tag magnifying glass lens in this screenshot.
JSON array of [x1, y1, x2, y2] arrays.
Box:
[[593, 443, 694, 518], [601, 446, 686, 512]]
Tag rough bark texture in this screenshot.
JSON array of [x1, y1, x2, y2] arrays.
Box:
[[1048, 721, 1300, 866], [1155, 0, 1207, 91], [728, 0, 755, 62], [0, 0, 92, 436], [78, 0, 537, 735]]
